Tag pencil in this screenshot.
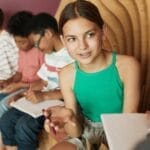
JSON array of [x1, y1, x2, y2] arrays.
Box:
[[28, 83, 31, 92]]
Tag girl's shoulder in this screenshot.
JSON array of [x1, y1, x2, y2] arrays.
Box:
[[60, 63, 75, 80], [103, 50, 139, 69], [61, 62, 75, 72], [116, 54, 140, 69], [115, 54, 140, 81], [59, 63, 75, 89]]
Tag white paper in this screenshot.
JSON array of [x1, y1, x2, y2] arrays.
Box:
[[10, 97, 64, 118], [101, 113, 149, 150]]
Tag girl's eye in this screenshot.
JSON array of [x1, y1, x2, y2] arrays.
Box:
[[87, 32, 95, 38], [67, 37, 76, 42]]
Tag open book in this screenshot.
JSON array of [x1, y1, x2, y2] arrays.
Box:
[[101, 113, 149, 150], [10, 97, 64, 118]]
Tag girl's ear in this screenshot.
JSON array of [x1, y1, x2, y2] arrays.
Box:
[[102, 24, 107, 41], [60, 35, 66, 46]]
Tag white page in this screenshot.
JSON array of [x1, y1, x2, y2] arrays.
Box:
[[101, 113, 149, 150], [10, 97, 64, 118]]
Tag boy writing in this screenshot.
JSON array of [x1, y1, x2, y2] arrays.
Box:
[[0, 12, 73, 150]]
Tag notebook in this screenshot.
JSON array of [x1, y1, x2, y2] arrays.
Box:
[[10, 97, 64, 118], [101, 113, 149, 150]]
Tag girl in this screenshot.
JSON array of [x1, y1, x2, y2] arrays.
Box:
[[44, 0, 141, 149]]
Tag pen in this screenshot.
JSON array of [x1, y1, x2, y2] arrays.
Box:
[[28, 83, 32, 92]]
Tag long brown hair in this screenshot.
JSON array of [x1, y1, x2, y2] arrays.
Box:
[[59, 0, 104, 35]]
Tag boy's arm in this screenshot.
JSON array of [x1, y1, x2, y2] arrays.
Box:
[[0, 72, 22, 92], [29, 79, 47, 91], [0, 80, 8, 89], [17, 79, 47, 91], [2, 76, 44, 93], [2, 81, 28, 93], [0, 72, 22, 89], [42, 89, 63, 100], [24, 89, 63, 104], [6, 72, 22, 83]]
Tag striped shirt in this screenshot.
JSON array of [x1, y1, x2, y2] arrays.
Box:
[[0, 30, 18, 80]]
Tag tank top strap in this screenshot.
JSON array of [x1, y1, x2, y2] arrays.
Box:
[[111, 51, 117, 65]]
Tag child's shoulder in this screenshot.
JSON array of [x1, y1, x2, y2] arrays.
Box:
[[104, 50, 139, 69], [61, 63, 74, 74], [115, 53, 140, 79], [59, 63, 75, 88], [60, 63, 75, 79], [116, 54, 140, 68]]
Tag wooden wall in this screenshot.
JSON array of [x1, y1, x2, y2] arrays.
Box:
[[55, 0, 150, 112]]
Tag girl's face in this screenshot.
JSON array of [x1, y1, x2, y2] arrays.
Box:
[[61, 17, 103, 65]]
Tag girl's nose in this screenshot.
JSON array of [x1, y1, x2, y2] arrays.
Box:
[[79, 39, 87, 50]]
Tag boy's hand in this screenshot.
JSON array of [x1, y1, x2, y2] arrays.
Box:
[[0, 80, 9, 90], [30, 80, 47, 91], [1, 83, 20, 93], [24, 90, 43, 103], [8, 94, 23, 105]]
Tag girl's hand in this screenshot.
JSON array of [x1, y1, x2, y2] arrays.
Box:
[[43, 106, 75, 132], [44, 117, 68, 141]]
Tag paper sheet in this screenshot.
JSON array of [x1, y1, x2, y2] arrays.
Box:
[[10, 97, 64, 118]]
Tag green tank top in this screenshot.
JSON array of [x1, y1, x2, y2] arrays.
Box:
[[73, 52, 124, 122]]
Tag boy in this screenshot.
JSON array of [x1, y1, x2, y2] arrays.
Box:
[[0, 8, 18, 103], [0, 13, 73, 150], [0, 11, 44, 116], [0, 11, 44, 150], [0, 8, 18, 150]]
